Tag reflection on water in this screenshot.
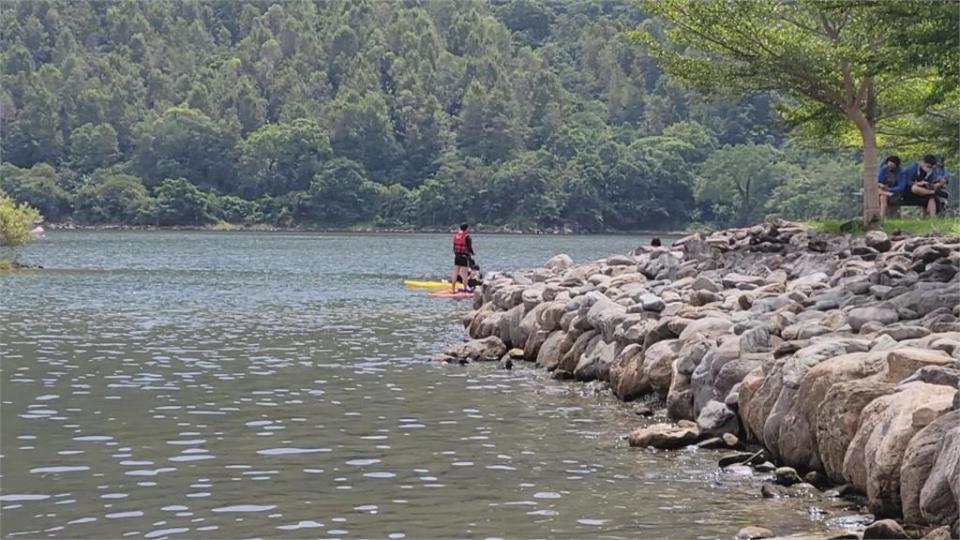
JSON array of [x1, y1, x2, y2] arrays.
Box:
[[2, 232, 847, 538]]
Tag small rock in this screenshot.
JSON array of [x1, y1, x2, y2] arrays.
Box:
[[718, 452, 755, 468], [725, 464, 754, 476], [692, 276, 721, 293], [677, 419, 698, 430], [507, 348, 524, 359], [753, 461, 776, 473], [774, 466, 802, 486], [804, 470, 831, 489], [760, 483, 791, 499], [865, 230, 892, 252], [722, 432, 740, 448], [634, 405, 654, 417], [848, 306, 899, 332], [496, 356, 513, 370], [736, 526, 774, 540], [862, 519, 910, 539], [696, 437, 726, 449], [628, 423, 699, 450], [920, 526, 952, 540], [544, 253, 574, 271], [551, 369, 574, 380]]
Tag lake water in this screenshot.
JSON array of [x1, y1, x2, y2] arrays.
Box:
[[1, 231, 854, 539]]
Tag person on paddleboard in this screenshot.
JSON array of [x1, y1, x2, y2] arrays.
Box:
[[451, 223, 474, 292]]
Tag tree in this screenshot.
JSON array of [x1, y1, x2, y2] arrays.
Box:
[[74, 171, 152, 224], [694, 143, 796, 228], [301, 158, 379, 225], [0, 162, 71, 221], [636, 0, 957, 225], [149, 177, 215, 226], [0, 191, 42, 263], [69, 123, 120, 173], [133, 107, 237, 192], [239, 119, 331, 198]]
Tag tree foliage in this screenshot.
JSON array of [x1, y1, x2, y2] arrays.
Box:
[[1, 0, 947, 230]]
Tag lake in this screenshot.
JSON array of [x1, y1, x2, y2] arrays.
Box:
[[0, 231, 851, 539]]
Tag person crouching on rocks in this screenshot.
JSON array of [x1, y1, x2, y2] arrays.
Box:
[[451, 223, 475, 292]]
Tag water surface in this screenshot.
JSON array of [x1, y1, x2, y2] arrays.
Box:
[[1, 231, 850, 538]]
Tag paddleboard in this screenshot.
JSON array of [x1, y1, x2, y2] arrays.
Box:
[[428, 290, 474, 299], [405, 279, 464, 290]]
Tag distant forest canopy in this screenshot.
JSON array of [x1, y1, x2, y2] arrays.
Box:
[[0, 0, 902, 231]]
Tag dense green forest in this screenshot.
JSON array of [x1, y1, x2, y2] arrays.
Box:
[[0, 0, 942, 231]]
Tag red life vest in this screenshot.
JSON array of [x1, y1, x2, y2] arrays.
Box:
[[453, 230, 469, 254]]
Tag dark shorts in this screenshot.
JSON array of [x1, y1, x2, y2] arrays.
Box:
[[900, 190, 934, 206], [454, 253, 470, 267]]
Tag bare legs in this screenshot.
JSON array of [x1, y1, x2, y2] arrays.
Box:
[[451, 265, 468, 292], [911, 184, 938, 217]]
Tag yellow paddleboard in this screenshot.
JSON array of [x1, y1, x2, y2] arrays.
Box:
[[404, 279, 465, 290]]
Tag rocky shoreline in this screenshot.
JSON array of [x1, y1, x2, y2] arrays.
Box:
[[439, 221, 960, 540]]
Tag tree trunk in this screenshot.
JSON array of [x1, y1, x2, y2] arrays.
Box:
[[847, 108, 881, 226]]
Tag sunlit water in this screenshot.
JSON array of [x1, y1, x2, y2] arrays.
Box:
[[1, 232, 852, 539]]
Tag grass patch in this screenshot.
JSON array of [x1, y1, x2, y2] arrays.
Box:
[[808, 217, 960, 237]]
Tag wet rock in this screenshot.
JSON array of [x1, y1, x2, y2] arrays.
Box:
[[862, 519, 910, 539], [736, 526, 774, 540], [627, 423, 699, 449], [696, 400, 739, 437], [496, 356, 513, 370], [848, 306, 899, 332], [754, 461, 776, 473], [804, 470, 831, 490], [445, 336, 507, 362], [817, 379, 896, 483], [634, 404, 654, 417], [775, 466, 803, 486], [718, 452, 756, 468]]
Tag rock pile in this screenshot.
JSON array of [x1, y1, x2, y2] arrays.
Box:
[[441, 222, 960, 536]]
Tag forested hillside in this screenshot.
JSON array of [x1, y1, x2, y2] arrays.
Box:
[[1, 0, 869, 230]]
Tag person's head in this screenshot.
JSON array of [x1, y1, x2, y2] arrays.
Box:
[[459, 223, 469, 232], [883, 155, 901, 170], [920, 154, 938, 172], [650, 237, 662, 247]]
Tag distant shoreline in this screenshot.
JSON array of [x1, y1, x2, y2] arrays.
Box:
[[43, 222, 687, 237]]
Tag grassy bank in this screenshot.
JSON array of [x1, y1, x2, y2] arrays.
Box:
[[809, 217, 960, 237]]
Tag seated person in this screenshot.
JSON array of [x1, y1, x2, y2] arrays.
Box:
[[876, 155, 905, 217], [901, 154, 945, 217]]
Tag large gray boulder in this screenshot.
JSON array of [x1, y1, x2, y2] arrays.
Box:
[[696, 400, 739, 436], [919, 425, 960, 528], [842, 383, 956, 517], [536, 331, 575, 370], [901, 411, 960, 525]]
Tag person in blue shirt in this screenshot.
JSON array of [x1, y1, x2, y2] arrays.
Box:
[[876, 155, 906, 218], [902, 154, 946, 217]]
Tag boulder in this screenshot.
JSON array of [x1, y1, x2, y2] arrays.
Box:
[[848, 306, 899, 332], [735, 526, 774, 540], [722, 272, 765, 289], [774, 466, 803, 486], [919, 425, 960, 527], [642, 339, 682, 396], [865, 230, 892, 253], [817, 379, 896, 483], [889, 284, 960, 318], [610, 344, 646, 401], [573, 339, 617, 382], [535, 331, 575, 371], [842, 383, 956, 517], [691, 276, 721, 293], [606, 254, 635, 266], [901, 411, 960, 525], [445, 336, 507, 362], [678, 317, 732, 341], [861, 519, 910, 540], [696, 400, 739, 436], [558, 330, 600, 373], [544, 253, 574, 271], [740, 326, 771, 353], [627, 423, 699, 449]]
